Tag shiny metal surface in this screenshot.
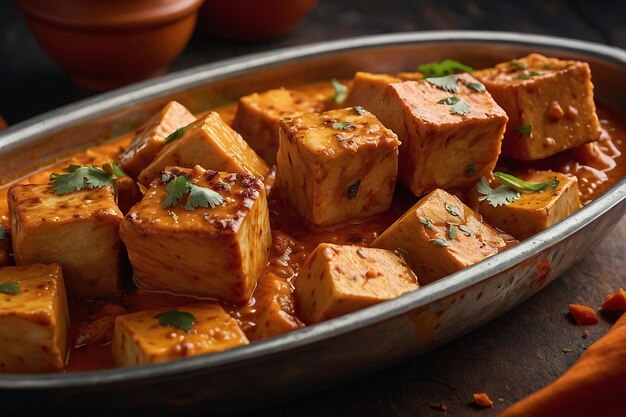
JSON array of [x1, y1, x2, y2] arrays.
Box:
[[0, 31, 625, 414]]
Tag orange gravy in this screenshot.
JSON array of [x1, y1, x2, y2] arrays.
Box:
[[0, 99, 624, 372]]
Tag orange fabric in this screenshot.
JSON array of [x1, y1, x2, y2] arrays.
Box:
[[500, 313, 626, 417]]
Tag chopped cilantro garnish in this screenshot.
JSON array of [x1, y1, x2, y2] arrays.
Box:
[[476, 176, 521, 207], [0, 282, 19, 295], [418, 59, 473, 77], [459, 225, 475, 237], [449, 99, 471, 115], [449, 224, 458, 239], [154, 309, 196, 333], [353, 106, 366, 116], [516, 71, 542, 80], [429, 238, 451, 247], [49, 165, 116, 195], [517, 124, 532, 135], [332, 78, 348, 103], [163, 126, 188, 144], [511, 60, 527, 70], [163, 175, 224, 210], [493, 172, 559, 192], [419, 216, 434, 229], [437, 96, 460, 105], [332, 121, 355, 130], [467, 81, 486, 92], [445, 203, 460, 217], [347, 179, 361, 200], [465, 164, 477, 177], [103, 161, 127, 178], [425, 75, 459, 93]]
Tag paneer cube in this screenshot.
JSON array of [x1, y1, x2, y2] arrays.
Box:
[[120, 165, 271, 305], [372, 188, 506, 285], [112, 303, 248, 367], [348, 74, 508, 196], [295, 243, 419, 324], [475, 171, 581, 240], [138, 112, 270, 186], [9, 184, 123, 299], [118, 101, 196, 179], [276, 107, 400, 227], [245, 272, 304, 341], [474, 54, 602, 160], [343, 72, 402, 112], [0, 264, 69, 372], [232, 88, 324, 164]]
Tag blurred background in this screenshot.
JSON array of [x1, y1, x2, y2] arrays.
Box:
[[1, 0, 625, 125]]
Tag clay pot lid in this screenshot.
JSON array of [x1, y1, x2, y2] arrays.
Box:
[[18, 0, 204, 30]]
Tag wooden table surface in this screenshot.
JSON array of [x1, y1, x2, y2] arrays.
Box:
[[1, 1, 626, 416]]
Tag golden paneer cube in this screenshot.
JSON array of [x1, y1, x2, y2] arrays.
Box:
[[8, 184, 123, 299], [344, 72, 402, 111], [476, 171, 581, 240], [295, 243, 419, 324], [232, 88, 324, 165], [138, 111, 270, 186], [120, 166, 271, 305], [112, 303, 249, 367], [276, 107, 400, 227], [0, 264, 69, 373], [372, 188, 506, 285], [474, 54, 602, 160], [355, 74, 508, 196], [118, 101, 197, 179]]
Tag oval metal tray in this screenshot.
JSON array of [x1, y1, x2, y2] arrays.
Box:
[[1, 31, 625, 414]]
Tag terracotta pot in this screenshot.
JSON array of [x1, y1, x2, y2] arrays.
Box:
[[199, 0, 317, 40], [17, 0, 204, 91]]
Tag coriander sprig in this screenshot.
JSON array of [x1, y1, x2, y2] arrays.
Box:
[[154, 309, 196, 333], [476, 173, 560, 207], [418, 59, 473, 77], [50, 165, 118, 195], [493, 172, 559, 192], [162, 175, 224, 211], [331, 78, 348, 104]]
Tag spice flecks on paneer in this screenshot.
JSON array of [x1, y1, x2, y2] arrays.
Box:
[[118, 101, 196, 179], [276, 107, 400, 228], [112, 303, 249, 367], [232, 88, 324, 165], [0, 264, 69, 372], [8, 184, 123, 298], [474, 54, 602, 160], [120, 165, 271, 305], [475, 171, 581, 240], [295, 243, 419, 324], [138, 111, 270, 186], [372, 188, 506, 285]]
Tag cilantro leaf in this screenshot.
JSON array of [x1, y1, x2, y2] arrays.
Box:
[[516, 71, 542, 80], [476, 177, 521, 207], [511, 60, 527, 70], [449, 224, 458, 239], [517, 124, 532, 135], [493, 172, 559, 192], [467, 81, 486, 92], [353, 106, 366, 116], [331, 78, 348, 103], [465, 164, 477, 177], [49, 165, 115, 195], [449, 99, 471, 115], [0, 282, 19, 295], [187, 183, 225, 210], [103, 161, 127, 177], [154, 309, 196, 333], [445, 203, 460, 217], [437, 96, 460, 105], [419, 216, 434, 229], [0, 226, 6, 240], [429, 238, 451, 247], [418, 59, 473, 77], [459, 225, 475, 237], [164, 126, 187, 144], [163, 175, 188, 208], [425, 75, 459, 93], [347, 179, 361, 199], [332, 121, 355, 130]]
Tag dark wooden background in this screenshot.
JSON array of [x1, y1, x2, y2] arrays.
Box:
[[1, 1, 626, 416]]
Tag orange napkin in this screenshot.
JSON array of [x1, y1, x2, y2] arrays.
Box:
[[500, 312, 626, 417]]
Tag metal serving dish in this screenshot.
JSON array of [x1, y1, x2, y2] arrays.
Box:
[[1, 31, 625, 414]]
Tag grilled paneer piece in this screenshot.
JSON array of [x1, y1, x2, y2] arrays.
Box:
[[118, 101, 196, 179], [8, 184, 123, 298], [474, 54, 602, 160], [112, 303, 248, 367], [120, 165, 271, 304], [232, 88, 324, 165], [295, 243, 419, 324], [0, 264, 69, 373], [276, 107, 400, 228], [348, 73, 508, 196], [138, 112, 270, 186], [344, 72, 402, 111], [372, 189, 506, 285], [475, 171, 582, 240]]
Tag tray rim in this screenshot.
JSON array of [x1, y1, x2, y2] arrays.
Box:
[[1, 30, 626, 388]]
